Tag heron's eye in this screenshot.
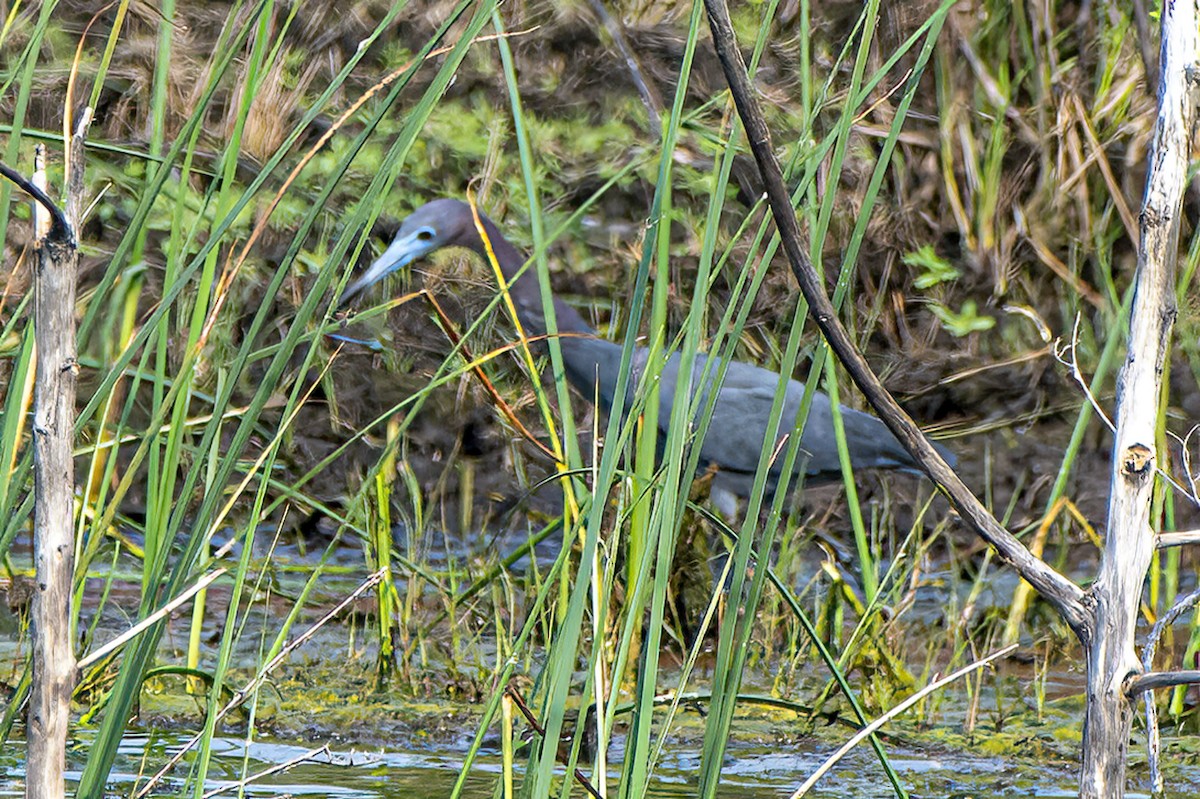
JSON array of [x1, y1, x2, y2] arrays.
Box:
[[416, 229, 434, 242]]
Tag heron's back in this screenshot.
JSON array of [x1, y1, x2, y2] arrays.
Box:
[[556, 336, 953, 500]]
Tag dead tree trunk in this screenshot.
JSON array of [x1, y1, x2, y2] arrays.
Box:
[[1078, 3, 1197, 796], [1, 113, 89, 799]]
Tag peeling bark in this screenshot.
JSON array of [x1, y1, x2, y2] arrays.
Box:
[[4, 113, 90, 799], [1079, 2, 1197, 794]]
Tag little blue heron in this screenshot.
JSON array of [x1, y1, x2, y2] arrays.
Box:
[[339, 199, 955, 511]]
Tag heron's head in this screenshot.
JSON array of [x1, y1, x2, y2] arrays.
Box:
[[339, 198, 478, 306]]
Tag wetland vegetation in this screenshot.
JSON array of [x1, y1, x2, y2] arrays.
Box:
[[2, 0, 1200, 797]]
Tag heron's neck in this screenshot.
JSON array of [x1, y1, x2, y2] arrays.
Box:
[[471, 216, 595, 336]]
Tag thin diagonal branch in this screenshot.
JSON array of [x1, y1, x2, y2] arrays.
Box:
[[700, 0, 1089, 638]]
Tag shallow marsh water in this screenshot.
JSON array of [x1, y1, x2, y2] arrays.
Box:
[[3, 730, 1180, 798], [4, 528, 1200, 798]]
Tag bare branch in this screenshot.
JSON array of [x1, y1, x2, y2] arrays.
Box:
[[701, 0, 1088, 637], [1138, 580, 1200, 794], [1156, 530, 1200, 548], [134, 569, 387, 798], [1141, 584, 1200, 676], [1054, 317, 1196, 504], [790, 644, 1018, 798], [1053, 315, 1116, 433], [77, 569, 228, 670], [200, 745, 332, 799], [1171, 424, 1200, 501], [1129, 670, 1200, 694], [504, 686, 604, 799]]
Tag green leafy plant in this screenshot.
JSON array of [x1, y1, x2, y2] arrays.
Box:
[[905, 244, 962, 289], [929, 299, 996, 337]]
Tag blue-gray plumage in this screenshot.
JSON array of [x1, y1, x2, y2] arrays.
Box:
[[340, 199, 955, 510]]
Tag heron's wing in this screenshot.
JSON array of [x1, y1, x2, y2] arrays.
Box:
[[686, 354, 827, 476], [556, 339, 946, 487], [669, 352, 922, 480]]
